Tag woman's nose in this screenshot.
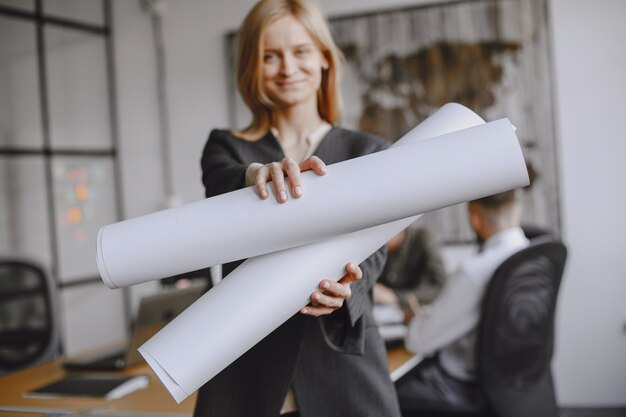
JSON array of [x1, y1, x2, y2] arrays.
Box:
[[280, 54, 297, 76]]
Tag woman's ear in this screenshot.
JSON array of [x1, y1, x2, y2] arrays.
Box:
[[321, 51, 330, 70], [469, 205, 483, 237]]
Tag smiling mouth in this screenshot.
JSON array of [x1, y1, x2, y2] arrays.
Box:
[[277, 80, 306, 88]]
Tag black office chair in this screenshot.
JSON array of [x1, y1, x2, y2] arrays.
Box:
[[0, 256, 61, 374], [521, 224, 555, 241], [475, 237, 567, 417], [399, 237, 567, 417]]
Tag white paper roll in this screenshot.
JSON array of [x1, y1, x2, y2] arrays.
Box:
[[138, 104, 530, 402], [97, 107, 527, 289]]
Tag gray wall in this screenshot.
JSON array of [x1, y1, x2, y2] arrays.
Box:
[[110, 0, 626, 406]]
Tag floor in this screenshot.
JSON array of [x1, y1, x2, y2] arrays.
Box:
[[561, 409, 626, 417]]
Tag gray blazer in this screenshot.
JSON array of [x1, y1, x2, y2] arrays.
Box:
[[193, 127, 401, 417]]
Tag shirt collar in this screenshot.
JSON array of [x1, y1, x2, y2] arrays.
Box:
[[483, 227, 527, 251]]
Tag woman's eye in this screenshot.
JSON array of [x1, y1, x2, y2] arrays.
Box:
[[263, 53, 277, 62], [295, 48, 310, 56]]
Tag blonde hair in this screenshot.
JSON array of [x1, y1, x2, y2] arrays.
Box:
[[235, 0, 343, 141]]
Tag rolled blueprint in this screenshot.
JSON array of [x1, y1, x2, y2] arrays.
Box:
[[97, 111, 528, 289], [138, 103, 530, 402]]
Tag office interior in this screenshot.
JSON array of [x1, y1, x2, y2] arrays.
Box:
[[0, 0, 625, 414]]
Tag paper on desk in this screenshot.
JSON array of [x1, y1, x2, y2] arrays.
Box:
[[97, 113, 527, 289], [138, 104, 529, 402]]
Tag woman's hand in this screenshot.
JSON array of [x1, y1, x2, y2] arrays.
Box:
[[245, 156, 327, 202], [300, 263, 362, 317]]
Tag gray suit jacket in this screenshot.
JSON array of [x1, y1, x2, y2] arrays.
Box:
[[193, 127, 401, 417]]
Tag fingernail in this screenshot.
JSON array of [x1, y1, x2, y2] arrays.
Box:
[[313, 293, 320, 300], [261, 189, 268, 199], [279, 190, 287, 201], [349, 263, 355, 271], [323, 281, 330, 289], [301, 308, 308, 314], [295, 186, 302, 197], [321, 167, 327, 174]]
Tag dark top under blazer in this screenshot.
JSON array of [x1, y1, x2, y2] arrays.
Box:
[[193, 127, 401, 417]]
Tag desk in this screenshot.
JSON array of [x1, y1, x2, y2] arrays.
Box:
[[0, 359, 196, 417], [0, 347, 419, 417]]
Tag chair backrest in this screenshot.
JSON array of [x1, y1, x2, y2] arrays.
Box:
[[476, 237, 567, 417], [521, 224, 555, 241], [0, 256, 60, 374]]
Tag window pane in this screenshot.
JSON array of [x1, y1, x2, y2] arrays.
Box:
[[46, 26, 111, 150], [0, 0, 34, 11], [43, 0, 104, 26], [0, 16, 43, 148], [0, 156, 53, 267], [52, 156, 117, 282]]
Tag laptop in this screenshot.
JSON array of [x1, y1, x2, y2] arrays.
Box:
[[63, 283, 205, 371]]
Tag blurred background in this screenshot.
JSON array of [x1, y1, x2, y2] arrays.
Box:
[[0, 0, 624, 409]]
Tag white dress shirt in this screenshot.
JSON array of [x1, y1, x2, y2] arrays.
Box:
[[405, 227, 529, 381]]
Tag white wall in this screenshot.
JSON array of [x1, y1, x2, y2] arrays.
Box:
[[549, 0, 626, 406], [112, 0, 626, 406]]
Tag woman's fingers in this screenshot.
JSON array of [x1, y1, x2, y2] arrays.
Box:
[[299, 156, 327, 176], [300, 282, 350, 316], [254, 165, 270, 199], [312, 290, 346, 308], [338, 263, 362, 285], [300, 262, 361, 317], [300, 305, 337, 317], [269, 162, 287, 202], [254, 156, 327, 202], [282, 157, 303, 198], [318, 279, 352, 299]]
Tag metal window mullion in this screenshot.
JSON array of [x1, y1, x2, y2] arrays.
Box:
[[35, 0, 60, 284], [58, 276, 104, 289], [0, 148, 116, 156], [0, 5, 107, 35]]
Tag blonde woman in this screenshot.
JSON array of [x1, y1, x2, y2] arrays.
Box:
[[196, 1, 401, 416]]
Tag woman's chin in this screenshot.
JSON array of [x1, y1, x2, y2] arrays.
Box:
[[272, 91, 318, 109]]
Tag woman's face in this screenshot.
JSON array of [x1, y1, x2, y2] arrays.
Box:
[[261, 15, 328, 110]]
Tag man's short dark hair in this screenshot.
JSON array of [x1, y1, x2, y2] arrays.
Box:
[[470, 190, 516, 209]]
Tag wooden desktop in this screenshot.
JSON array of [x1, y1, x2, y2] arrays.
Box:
[[0, 347, 418, 417]]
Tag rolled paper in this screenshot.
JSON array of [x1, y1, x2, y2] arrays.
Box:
[[97, 106, 527, 289], [138, 103, 530, 402]]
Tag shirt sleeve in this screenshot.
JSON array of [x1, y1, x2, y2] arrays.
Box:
[[405, 265, 484, 356]]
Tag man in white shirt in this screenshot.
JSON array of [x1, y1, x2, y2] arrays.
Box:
[[396, 190, 529, 410]]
